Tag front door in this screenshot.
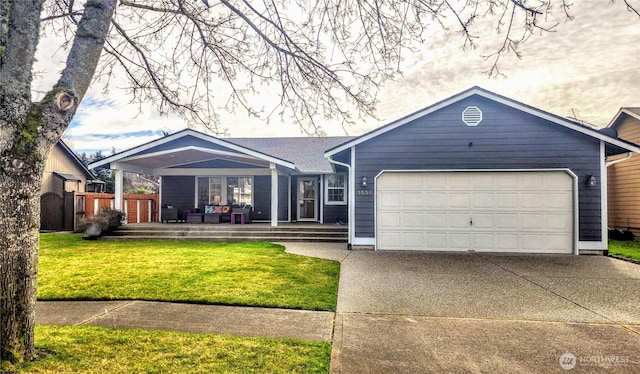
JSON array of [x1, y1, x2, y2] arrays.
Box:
[[297, 178, 317, 221]]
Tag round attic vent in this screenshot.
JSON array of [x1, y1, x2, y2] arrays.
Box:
[[462, 106, 482, 126]]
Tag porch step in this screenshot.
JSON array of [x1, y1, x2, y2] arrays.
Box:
[[103, 223, 348, 243]]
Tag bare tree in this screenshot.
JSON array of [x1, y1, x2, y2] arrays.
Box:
[[1, 0, 638, 369]]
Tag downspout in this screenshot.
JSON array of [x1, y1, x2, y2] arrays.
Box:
[[327, 155, 353, 250], [605, 152, 632, 168]]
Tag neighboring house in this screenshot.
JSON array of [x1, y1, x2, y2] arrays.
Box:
[[90, 87, 640, 254], [41, 140, 104, 231], [606, 108, 640, 234]]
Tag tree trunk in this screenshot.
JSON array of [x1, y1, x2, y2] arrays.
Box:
[[0, 160, 42, 368], [0, 1, 118, 369]]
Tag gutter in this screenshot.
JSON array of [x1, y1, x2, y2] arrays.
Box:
[[327, 155, 353, 250]]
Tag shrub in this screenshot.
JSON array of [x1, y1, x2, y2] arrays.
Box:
[[79, 208, 124, 235]]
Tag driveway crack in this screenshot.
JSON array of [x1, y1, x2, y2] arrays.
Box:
[[473, 253, 618, 324], [79, 300, 136, 326]]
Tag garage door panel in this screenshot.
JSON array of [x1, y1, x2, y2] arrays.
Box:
[[520, 173, 544, 189], [496, 234, 519, 250], [401, 192, 423, 208], [544, 193, 572, 209], [545, 172, 572, 188], [496, 213, 519, 229], [403, 232, 424, 248], [473, 234, 495, 250], [402, 212, 423, 228], [379, 212, 401, 228], [426, 173, 448, 188], [497, 193, 519, 209], [544, 234, 571, 250], [450, 234, 471, 249], [449, 214, 470, 228], [449, 174, 471, 189], [379, 232, 401, 249], [403, 174, 425, 190], [521, 214, 545, 230], [379, 193, 400, 208], [472, 173, 495, 188], [497, 174, 519, 188], [520, 234, 544, 250], [473, 193, 494, 208], [377, 173, 402, 189], [545, 213, 571, 230], [472, 214, 494, 228], [426, 213, 447, 228], [520, 193, 544, 208], [377, 171, 574, 253], [426, 193, 447, 208], [426, 233, 448, 249], [448, 193, 471, 208]]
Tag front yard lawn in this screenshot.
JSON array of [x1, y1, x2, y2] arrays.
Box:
[[18, 325, 330, 373], [39, 234, 339, 311], [608, 240, 640, 261]]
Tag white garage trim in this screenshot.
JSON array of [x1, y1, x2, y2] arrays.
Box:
[[374, 168, 579, 254]]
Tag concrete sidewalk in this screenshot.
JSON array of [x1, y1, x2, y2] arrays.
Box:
[[36, 300, 335, 342], [36, 242, 345, 343]]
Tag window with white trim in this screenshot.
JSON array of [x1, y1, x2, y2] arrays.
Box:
[[197, 176, 252, 206], [325, 174, 347, 205]]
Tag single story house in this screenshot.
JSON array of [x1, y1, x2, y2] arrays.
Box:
[[605, 108, 640, 234], [90, 87, 640, 254]]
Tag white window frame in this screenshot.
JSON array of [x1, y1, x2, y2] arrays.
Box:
[[324, 173, 347, 205], [197, 176, 252, 207]]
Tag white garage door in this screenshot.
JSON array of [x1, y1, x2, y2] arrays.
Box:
[[376, 171, 574, 253]]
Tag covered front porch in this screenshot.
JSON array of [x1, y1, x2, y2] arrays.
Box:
[[88, 129, 350, 228]]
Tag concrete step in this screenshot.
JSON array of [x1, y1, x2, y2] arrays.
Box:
[[114, 225, 348, 232], [104, 223, 348, 243], [109, 230, 347, 238], [103, 235, 348, 242]]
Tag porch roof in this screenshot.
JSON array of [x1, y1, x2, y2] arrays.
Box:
[[89, 128, 355, 174], [228, 136, 354, 173]]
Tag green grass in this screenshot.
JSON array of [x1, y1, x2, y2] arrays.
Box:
[[39, 234, 339, 311], [608, 240, 640, 261], [18, 325, 330, 373]]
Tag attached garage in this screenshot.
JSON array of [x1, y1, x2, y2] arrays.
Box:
[[376, 170, 575, 253], [325, 87, 640, 254]]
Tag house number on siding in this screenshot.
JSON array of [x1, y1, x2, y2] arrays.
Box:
[[357, 190, 371, 195]]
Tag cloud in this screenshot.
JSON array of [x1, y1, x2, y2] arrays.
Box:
[[36, 2, 640, 154], [374, 2, 640, 129]]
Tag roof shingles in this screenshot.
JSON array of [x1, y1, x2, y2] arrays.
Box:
[[226, 136, 354, 173]]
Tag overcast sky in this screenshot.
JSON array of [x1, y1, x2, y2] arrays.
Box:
[[34, 1, 640, 155]]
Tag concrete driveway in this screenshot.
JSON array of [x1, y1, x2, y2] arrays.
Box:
[[328, 251, 640, 373]]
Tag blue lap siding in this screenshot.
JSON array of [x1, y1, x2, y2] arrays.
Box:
[[348, 96, 602, 241]]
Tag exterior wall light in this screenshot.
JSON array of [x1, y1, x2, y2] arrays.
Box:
[[361, 176, 368, 187], [587, 175, 597, 188]]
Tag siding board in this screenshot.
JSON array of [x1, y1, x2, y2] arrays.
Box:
[[608, 114, 640, 232], [348, 96, 602, 241]]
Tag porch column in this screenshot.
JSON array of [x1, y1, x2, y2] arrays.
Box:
[[270, 163, 278, 227], [114, 168, 124, 212]]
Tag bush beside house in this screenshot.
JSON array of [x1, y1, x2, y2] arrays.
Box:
[[78, 208, 125, 237]]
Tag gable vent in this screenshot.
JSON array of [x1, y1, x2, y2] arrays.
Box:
[[462, 106, 482, 126]]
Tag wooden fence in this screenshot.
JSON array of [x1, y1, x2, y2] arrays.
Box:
[[77, 193, 159, 224]]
